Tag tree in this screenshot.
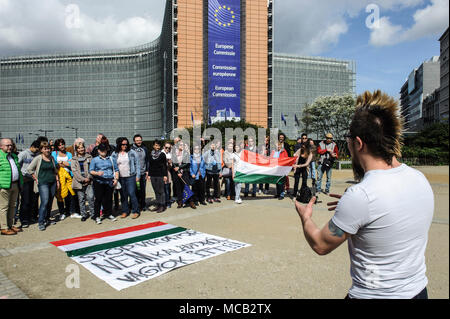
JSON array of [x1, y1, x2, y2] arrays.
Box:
[[301, 93, 356, 157]]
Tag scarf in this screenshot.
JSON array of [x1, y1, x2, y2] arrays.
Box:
[[151, 150, 162, 160], [192, 152, 202, 164]]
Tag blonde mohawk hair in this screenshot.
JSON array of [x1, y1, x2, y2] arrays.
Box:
[[352, 90, 404, 162]]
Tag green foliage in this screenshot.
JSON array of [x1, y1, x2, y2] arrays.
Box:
[[302, 93, 356, 158], [404, 122, 449, 149], [401, 122, 449, 165], [301, 93, 356, 139]]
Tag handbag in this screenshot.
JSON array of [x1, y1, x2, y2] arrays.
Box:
[[222, 166, 232, 177], [321, 157, 334, 172]]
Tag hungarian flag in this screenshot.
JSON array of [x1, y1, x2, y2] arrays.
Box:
[[233, 150, 297, 184], [50, 221, 183, 258], [50, 221, 251, 290]]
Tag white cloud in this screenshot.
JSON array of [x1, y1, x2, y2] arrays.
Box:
[[369, 0, 449, 47], [274, 0, 428, 56], [369, 16, 404, 46], [0, 0, 164, 57]]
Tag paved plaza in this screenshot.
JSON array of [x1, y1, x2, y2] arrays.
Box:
[[0, 166, 448, 299]]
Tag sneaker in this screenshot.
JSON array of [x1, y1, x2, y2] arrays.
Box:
[[213, 198, 221, 203], [258, 190, 262, 194], [200, 201, 207, 206], [59, 214, 66, 221], [108, 215, 117, 221], [81, 216, 88, 222], [95, 217, 102, 224], [38, 224, 46, 231], [70, 213, 82, 219], [235, 198, 242, 204], [21, 223, 29, 229]]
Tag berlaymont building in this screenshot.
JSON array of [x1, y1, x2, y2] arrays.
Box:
[[0, 0, 355, 146]]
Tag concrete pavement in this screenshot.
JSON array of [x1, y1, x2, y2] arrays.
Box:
[[0, 166, 448, 299]]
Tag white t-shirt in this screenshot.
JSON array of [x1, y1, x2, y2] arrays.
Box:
[[57, 153, 70, 173], [332, 164, 434, 299], [117, 152, 130, 177], [8, 155, 19, 182]]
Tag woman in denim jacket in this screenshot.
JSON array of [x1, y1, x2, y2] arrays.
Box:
[[190, 144, 207, 206], [111, 137, 141, 219]]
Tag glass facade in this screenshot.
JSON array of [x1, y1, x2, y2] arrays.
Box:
[[0, 39, 162, 148], [272, 54, 356, 139]]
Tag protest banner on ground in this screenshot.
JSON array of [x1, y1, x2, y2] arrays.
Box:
[[51, 221, 251, 290]]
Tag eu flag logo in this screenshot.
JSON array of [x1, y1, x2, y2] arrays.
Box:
[[214, 4, 236, 27], [182, 185, 194, 204]]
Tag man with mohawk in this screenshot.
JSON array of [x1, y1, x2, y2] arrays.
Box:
[[294, 90, 434, 299]]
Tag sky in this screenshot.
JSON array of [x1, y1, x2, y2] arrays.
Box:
[[0, 0, 448, 99]]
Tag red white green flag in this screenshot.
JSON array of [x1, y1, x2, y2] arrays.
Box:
[[233, 150, 297, 184], [51, 221, 250, 290]]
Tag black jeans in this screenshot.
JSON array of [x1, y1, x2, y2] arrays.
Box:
[[135, 175, 147, 210], [150, 176, 166, 207], [93, 181, 114, 218], [192, 176, 206, 203], [345, 287, 428, 299], [206, 173, 220, 199], [19, 178, 38, 224], [293, 168, 308, 196], [57, 193, 77, 216]]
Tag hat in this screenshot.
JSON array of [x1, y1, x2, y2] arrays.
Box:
[[325, 133, 333, 139]]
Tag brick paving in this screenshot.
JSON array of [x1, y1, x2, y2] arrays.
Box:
[[0, 269, 28, 299]]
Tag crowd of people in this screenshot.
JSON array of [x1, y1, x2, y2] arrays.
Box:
[[1, 90, 435, 299], [0, 131, 339, 234]]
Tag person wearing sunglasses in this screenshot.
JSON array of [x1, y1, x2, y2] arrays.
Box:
[[295, 90, 433, 299], [111, 137, 141, 219]]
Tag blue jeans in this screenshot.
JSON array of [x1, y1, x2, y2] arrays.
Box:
[[38, 182, 56, 226], [164, 183, 171, 205], [244, 183, 257, 195], [276, 183, 285, 198], [224, 176, 234, 197], [119, 175, 139, 214], [316, 164, 333, 193], [308, 161, 316, 180]]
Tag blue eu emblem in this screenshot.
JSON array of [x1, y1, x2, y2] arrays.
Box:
[[182, 184, 194, 204]]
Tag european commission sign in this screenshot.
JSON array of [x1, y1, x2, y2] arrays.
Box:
[[208, 0, 241, 123]]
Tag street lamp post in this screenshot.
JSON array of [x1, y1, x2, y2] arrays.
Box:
[[66, 126, 79, 138], [37, 129, 54, 137]]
